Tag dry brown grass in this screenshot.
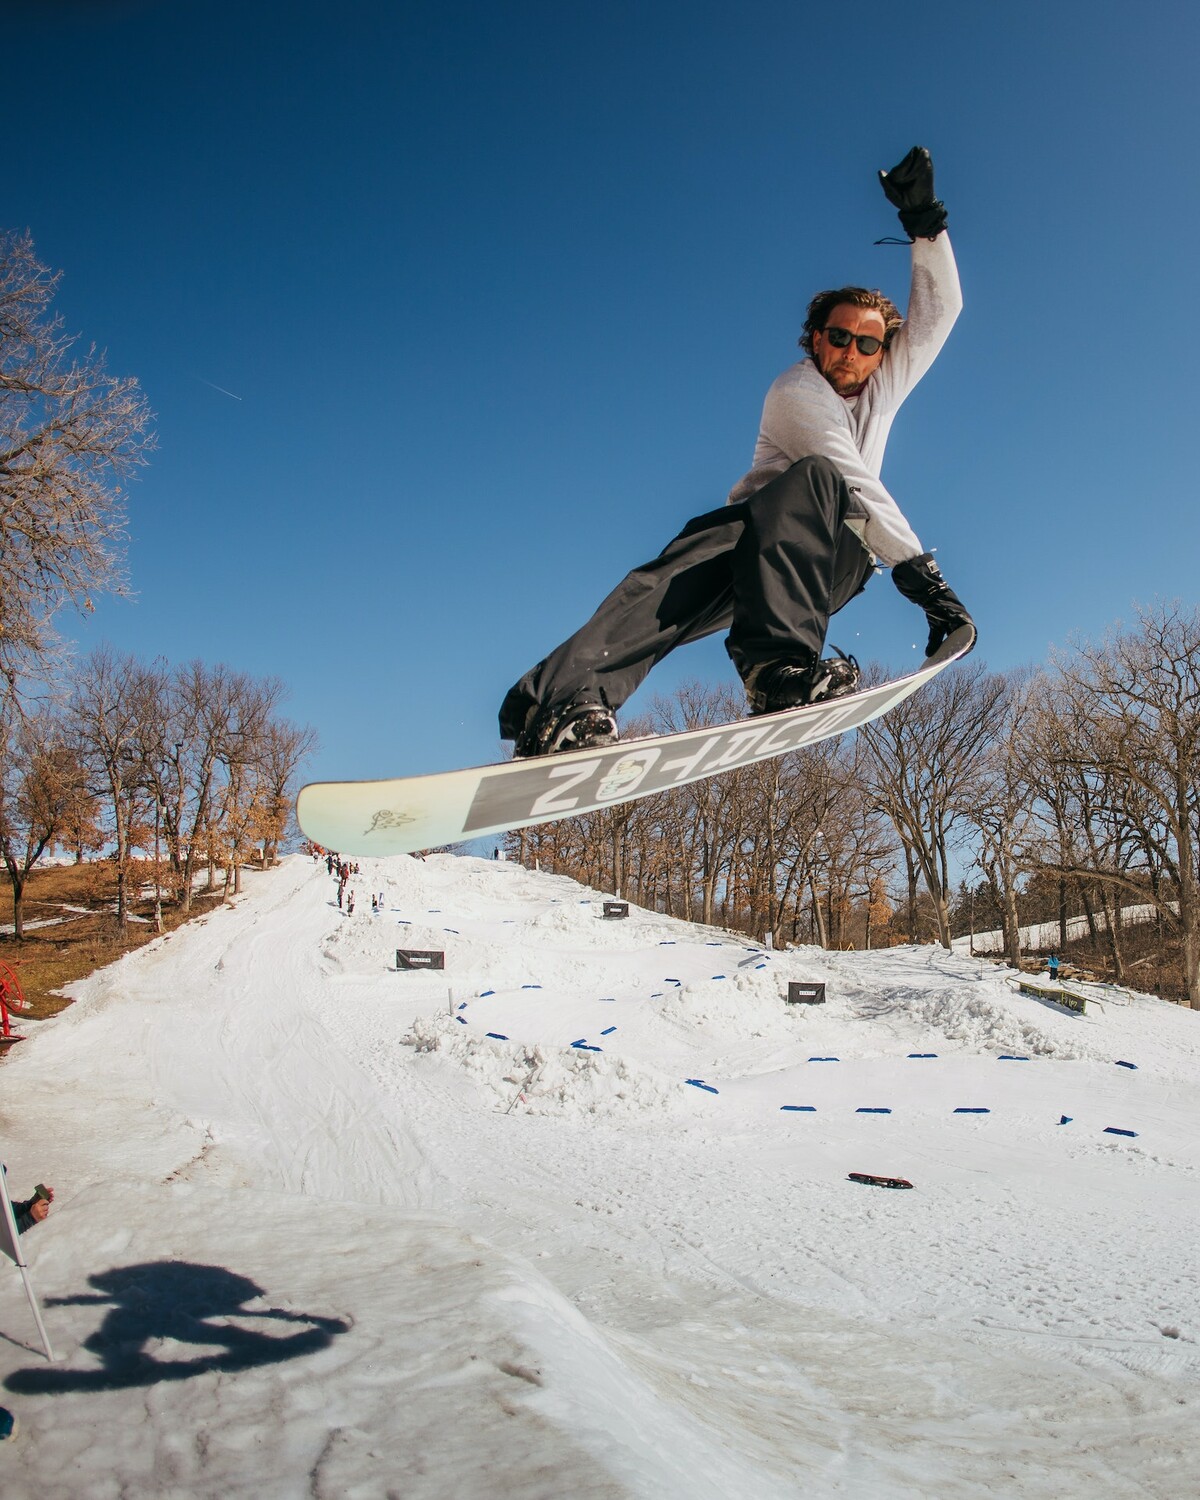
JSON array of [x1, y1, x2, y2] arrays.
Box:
[[0, 859, 231, 1024]]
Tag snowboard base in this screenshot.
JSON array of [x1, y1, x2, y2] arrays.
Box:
[[297, 626, 975, 856]]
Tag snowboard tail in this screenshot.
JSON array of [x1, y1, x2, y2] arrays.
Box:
[[297, 626, 975, 856]]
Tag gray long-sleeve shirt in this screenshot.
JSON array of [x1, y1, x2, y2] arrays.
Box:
[[727, 232, 962, 567]]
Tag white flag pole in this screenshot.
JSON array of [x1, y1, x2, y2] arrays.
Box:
[[0, 1171, 56, 1362]]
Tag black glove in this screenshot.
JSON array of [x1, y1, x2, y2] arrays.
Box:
[[879, 146, 947, 240], [892, 552, 975, 656]]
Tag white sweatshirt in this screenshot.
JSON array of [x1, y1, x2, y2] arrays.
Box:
[[727, 233, 962, 567]]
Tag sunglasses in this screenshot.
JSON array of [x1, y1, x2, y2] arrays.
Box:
[[822, 325, 884, 356]]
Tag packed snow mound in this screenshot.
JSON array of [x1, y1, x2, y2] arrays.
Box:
[[852, 980, 1089, 1059], [403, 1014, 684, 1117]]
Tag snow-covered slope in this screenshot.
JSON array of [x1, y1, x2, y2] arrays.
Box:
[[1, 853, 1198, 1498]]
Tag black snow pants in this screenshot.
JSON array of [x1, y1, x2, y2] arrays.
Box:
[[498, 455, 874, 740]]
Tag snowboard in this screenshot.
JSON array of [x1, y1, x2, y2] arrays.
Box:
[[297, 625, 975, 857]]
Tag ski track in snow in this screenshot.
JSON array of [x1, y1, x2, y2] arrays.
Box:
[[1, 852, 1199, 1498]]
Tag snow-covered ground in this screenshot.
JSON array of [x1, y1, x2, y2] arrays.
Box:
[[2, 851, 1198, 1498]]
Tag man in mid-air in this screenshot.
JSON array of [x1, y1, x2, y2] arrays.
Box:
[[500, 146, 973, 758]]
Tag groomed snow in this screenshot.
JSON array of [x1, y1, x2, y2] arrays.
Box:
[[2, 852, 1198, 1498]]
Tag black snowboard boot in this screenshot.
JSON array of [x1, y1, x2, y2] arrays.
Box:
[[743, 651, 860, 715], [513, 695, 619, 759]]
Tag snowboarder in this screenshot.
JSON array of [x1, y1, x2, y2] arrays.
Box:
[[499, 147, 974, 758]]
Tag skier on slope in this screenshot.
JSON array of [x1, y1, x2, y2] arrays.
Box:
[[499, 147, 975, 759]]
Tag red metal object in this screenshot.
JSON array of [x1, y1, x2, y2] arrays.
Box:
[[0, 960, 27, 1040]]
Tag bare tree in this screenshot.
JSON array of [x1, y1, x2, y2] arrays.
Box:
[[1034, 604, 1200, 1007], [67, 647, 154, 925], [0, 231, 154, 691], [968, 669, 1039, 967], [858, 662, 1008, 948], [0, 704, 84, 935], [255, 717, 318, 865]]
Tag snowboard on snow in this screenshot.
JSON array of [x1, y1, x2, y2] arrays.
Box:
[[297, 625, 975, 857]]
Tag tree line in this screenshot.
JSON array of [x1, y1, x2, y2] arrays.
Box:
[[0, 648, 315, 936], [504, 602, 1200, 1010], [0, 229, 315, 937]]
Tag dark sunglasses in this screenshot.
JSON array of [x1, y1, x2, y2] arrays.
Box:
[[822, 325, 884, 356]]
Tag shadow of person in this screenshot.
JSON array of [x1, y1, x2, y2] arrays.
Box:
[[5, 1260, 350, 1393]]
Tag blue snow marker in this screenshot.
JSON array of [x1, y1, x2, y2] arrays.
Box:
[[1104, 1126, 1138, 1138], [455, 1016, 467, 1025], [686, 1078, 719, 1094], [486, 1032, 509, 1041], [599, 997, 615, 1002], [571, 1040, 602, 1052], [665, 978, 681, 986], [998, 1055, 1030, 1061], [479, 989, 495, 997], [856, 1107, 892, 1114], [1115, 1060, 1138, 1070], [953, 1107, 991, 1114], [711, 974, 726, 980], [650, 992, 664, 998], [781, 1105, 817, 1112], [705, 942, 722, 947], [755, 963, 768, 970], [457, 1002, 467, 1010], [443, 927, 460, 934], [600, 1026, 617, 1036], [659, 941, 676, 946], [521, 984, 542, 990], [1059, 1115, 1073, 1125], [908, 1053, 938, 1059], [397, 919, 411, 925], [808, 1056, 840, 1063]]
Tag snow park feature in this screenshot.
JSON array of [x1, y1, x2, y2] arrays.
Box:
[[0, 851, 1198, 1497]]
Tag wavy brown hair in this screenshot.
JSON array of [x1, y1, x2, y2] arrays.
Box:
[[799, 286, 903, 357]]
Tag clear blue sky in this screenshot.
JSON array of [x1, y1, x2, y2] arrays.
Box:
[[9, 0, 1200, 784]]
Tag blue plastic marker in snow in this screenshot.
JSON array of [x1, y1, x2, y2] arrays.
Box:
[[1115, 1060, 1138, 1070], [600, 1026, 617, 1036], [486, 1032, 509, 1041], [457, 1002, 467, 1010], [521, 984, 542, 990], [856, 1107, 892, 1114], [953, 1107, 991, 1114], [1059, 1115, 1072, 1125], [908, 1053, 939, 1059], [808, 1056, 840, 1063], [665, 978, 681, 986], [998, 1055, 1030, 1061], [780, 1105, 816, 1112], [711, 974, 726, 980], [479, 989, 495, 997], [1103, 1126, 1138, 1137], [685, 1079, 719, 1094], [455, 1016, 467, 1025]]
